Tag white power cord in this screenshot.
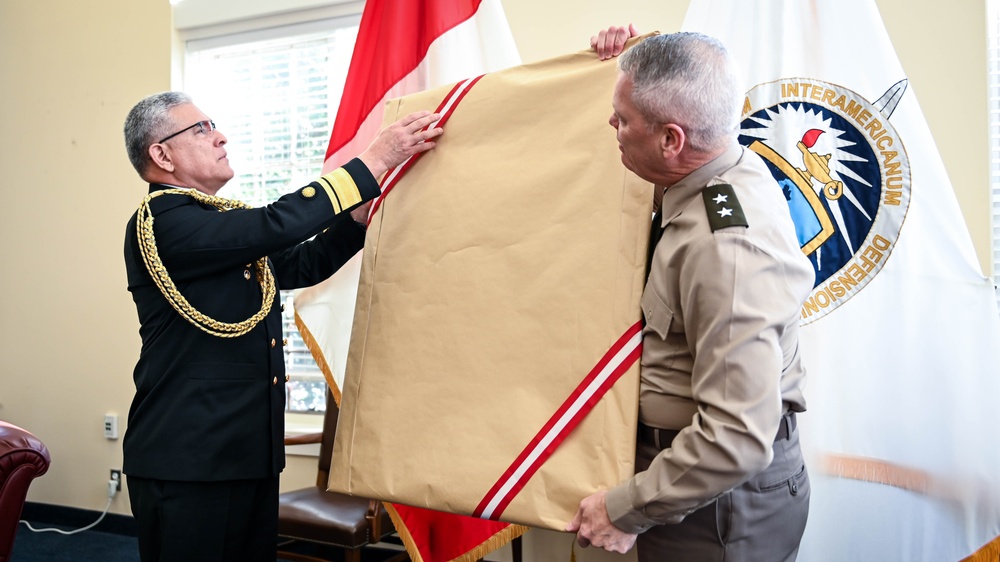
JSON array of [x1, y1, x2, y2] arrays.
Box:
[[18, 479, 117, 536]]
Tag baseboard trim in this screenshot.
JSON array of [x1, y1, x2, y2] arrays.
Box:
[[21, 502, 137, 537]]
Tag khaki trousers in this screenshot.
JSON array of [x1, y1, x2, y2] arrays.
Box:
[[636, 420, 810, 562]]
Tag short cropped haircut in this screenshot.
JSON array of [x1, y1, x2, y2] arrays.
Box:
[[123, 91, 192, 177], [618, 33, 743, 153]]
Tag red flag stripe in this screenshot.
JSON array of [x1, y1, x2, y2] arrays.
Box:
[[473, 322, 644, 520], [326, 0, 484, 162], [366, 75, 484, 225]]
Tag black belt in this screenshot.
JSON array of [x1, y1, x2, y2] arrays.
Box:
[[638, 412, 797, 450], [637, 424, 680, 450]]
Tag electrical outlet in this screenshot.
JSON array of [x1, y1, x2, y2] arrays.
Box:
[[103, 414, 119, 440], [110, 469, 122, 492]]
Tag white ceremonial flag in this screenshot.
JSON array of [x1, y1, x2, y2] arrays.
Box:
[[683, 1, 1000, 560]]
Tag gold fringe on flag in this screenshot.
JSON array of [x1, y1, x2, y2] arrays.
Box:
[[822, 453, 1000, 561], [820, 453, 930, 494], [384, 503, 529, 562], [963, 535, 1000, 562], [293, 310, 342, 407], [382, 502, 424, 562], [452, 523, 529, 562], [382, 504, 425, 562]]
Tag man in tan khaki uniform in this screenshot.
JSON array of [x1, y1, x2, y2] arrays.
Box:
[[567, 29, 815, 561]]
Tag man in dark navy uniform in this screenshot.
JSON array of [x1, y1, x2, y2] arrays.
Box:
[[122, 91, 441, 562]]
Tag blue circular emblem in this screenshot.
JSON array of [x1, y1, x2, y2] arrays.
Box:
[[738, 79, 911, 323]]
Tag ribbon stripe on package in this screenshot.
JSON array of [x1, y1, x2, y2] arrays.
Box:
[[330, 40, 652, 531]]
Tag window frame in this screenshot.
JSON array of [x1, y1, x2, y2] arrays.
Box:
[[176, 3, 364, 436], [989, 0, 1000, 310]]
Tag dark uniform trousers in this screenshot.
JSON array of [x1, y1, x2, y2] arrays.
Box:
[[128, 476, 279, 562], [635, 414, 810, 562]]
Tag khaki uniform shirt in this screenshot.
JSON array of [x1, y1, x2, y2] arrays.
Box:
[[605, 142, 815, 532]]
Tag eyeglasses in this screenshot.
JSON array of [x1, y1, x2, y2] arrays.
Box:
[[157, 119, 216, 144]]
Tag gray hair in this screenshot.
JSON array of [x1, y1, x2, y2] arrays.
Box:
[[618, 32, 743, 153], [124, 91, 192, 177]]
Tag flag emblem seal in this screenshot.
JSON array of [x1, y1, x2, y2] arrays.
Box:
[[738, 78, 911, 324]]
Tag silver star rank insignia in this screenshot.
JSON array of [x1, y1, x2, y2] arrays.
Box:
[[702, 183, 748, 231]]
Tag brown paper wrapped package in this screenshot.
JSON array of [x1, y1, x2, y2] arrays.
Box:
[[329, 41, 653, 531]]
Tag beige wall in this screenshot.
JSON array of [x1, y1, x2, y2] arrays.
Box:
[[877, 0, 990, 275], [0, 1, 988, 560], [0, 0, 170, 516]]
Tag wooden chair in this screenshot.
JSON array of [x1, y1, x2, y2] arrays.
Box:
[[277, 389, 408, 562], [278, 389, 524, 562]]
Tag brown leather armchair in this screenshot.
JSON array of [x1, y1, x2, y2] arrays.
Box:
[[278, 389, 408, 562], [0, 421, 51, 562]]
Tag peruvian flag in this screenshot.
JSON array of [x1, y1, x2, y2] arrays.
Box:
[[294, 1, 523, 561], [322, 0, 521, 174]]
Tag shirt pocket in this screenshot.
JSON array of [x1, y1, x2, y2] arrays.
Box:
[[184, 363, 260, 420], [641, 286, 677, 340]]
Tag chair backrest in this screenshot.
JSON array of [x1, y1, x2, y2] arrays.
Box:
[[315, 388, 339, 488], [0, 422, 51, 562]]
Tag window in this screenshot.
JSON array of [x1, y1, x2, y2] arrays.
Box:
[[991, 0, 1000, 310], [183, 15, 361, 413]]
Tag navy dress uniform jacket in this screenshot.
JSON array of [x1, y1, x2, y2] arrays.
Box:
[[122, 158, 379, 482]]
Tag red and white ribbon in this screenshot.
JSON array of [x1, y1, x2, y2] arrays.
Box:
[[473, 322, 643, 520], [366, 75, 484, 225], [361, 74, 643, 522]]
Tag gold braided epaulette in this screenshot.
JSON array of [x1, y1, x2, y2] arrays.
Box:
[[136, 189, 275, 338]]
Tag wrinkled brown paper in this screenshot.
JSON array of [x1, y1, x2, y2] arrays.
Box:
[[330, 41, 653, 531]]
